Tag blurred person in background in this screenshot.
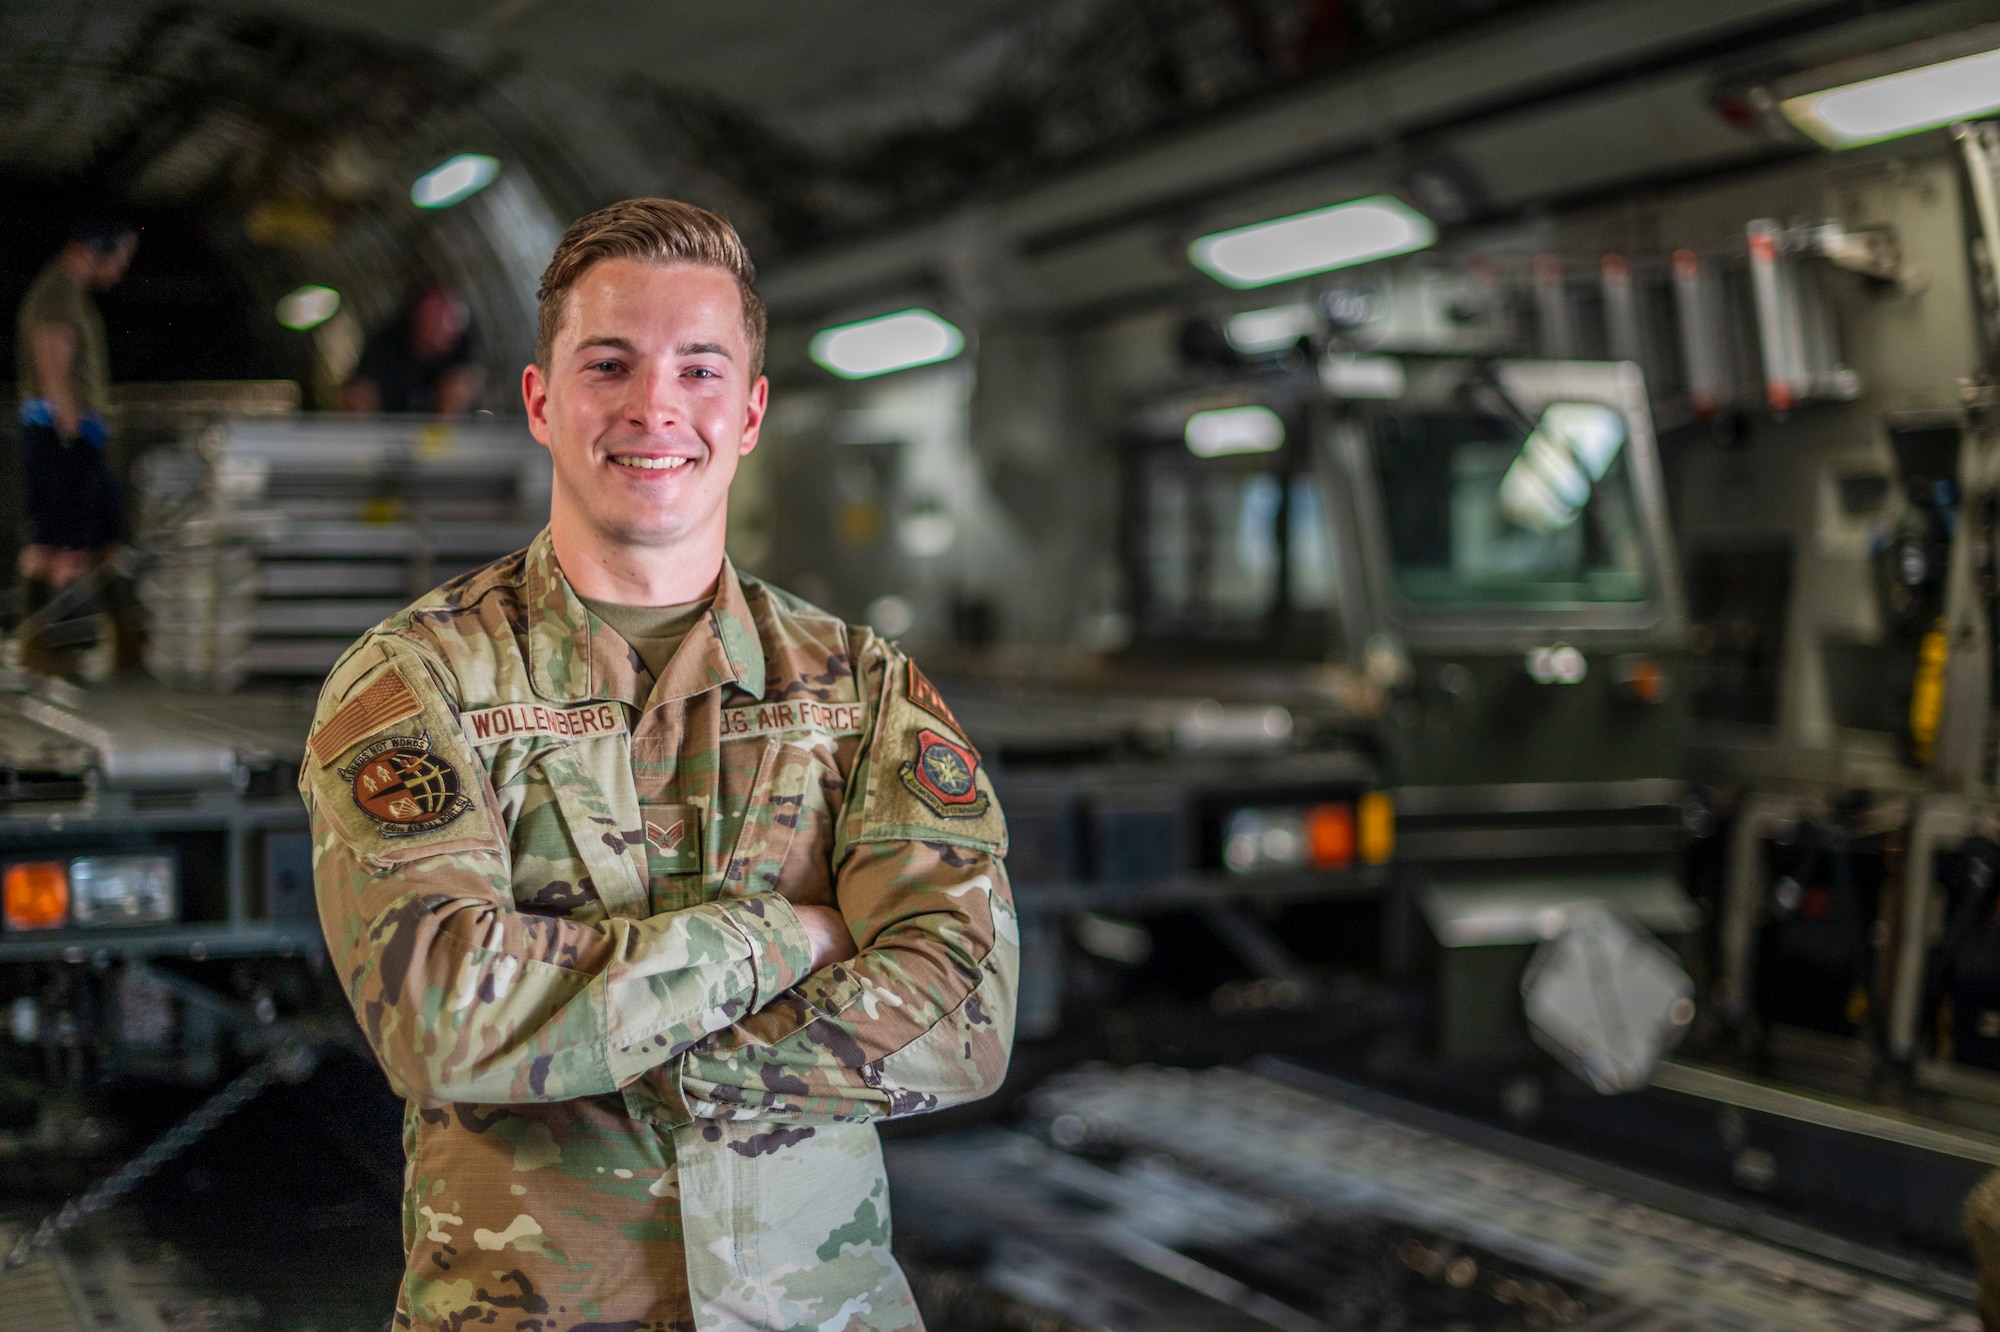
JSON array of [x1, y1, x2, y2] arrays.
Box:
[[1969, 1171, 2000, 1329], [13, 216, 140, 676], [342, 280, 483, 414]]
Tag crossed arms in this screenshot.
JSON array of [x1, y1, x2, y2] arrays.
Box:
[[309, 815, 1014, 1120]]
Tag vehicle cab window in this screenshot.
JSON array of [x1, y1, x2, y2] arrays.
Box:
[[1370, 406, 1649, 607], [1126, 398, 1344, 659]]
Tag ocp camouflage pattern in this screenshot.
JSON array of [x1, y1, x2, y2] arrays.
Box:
[[301, 530, 1016, 1332]]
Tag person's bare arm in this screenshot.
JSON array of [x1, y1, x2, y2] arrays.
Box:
[[435, 364, 483, 416], [797, 903, 859, 970], [29, 324, 79, 438]]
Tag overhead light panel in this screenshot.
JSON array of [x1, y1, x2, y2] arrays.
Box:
[[411, 153, 500, 209], [1224, 304, 1317, 353], [275, 285, 341, 331], [810, 309, 964, 379], [1319, 353, 1407, 400], [1184, 404, 1285, 457], [1190, 196, 1436, 289], [1778, 24, 2000, 148]]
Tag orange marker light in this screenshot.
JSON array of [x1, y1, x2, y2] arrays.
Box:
[[1358, 792, 1396, 865], [1305, 803, 1355, 868], [4, 862, 69, 931], [1619, 655, 1666, 704]]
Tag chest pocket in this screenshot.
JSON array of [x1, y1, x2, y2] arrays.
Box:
[[513, 736, 650, 920], [717, 738, 836, 906], [502, 729, 843, 919]]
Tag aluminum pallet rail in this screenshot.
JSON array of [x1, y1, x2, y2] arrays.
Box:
[[887, 1063, 1981, 1331]]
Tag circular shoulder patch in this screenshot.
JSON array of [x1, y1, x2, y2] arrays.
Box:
[[920, 738, 976, 798], [341, 735, 473, 837], [898, 729, 990, 819]]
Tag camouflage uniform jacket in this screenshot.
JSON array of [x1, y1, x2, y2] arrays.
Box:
[[301, 530, 1017, 1332]]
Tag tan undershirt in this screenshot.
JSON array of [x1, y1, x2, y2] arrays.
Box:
[[579, 595, 713, 679]]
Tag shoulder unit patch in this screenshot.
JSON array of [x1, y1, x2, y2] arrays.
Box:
[[898, 728, 989, 819], [340, 733, 473, 837]]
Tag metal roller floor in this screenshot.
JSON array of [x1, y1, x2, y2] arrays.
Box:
[[0, 1052, 405, 1332], [0, 1210, 262, 1332], [887, 1062, 1983, 1331]]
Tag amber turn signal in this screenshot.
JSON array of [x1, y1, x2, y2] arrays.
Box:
[[3, 862, 69, 931], [1358, 792, 1396, 865]]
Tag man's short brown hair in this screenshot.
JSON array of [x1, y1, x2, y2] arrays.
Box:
[[535, 198, 767, 374]]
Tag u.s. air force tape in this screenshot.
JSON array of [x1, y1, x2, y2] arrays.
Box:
[[461, 702, 629, 746], [720, 699, 865, 740], [458, 699, 864, 747]]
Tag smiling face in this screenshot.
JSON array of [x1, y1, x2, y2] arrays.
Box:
[[524, 259, 767, 586]]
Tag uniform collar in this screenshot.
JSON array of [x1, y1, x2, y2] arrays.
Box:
[[524, 528, 767, 707]]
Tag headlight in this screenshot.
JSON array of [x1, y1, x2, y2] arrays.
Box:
[[1223, 801, 1369, 874], [3, 856, 177, 930], [1224, 808, 1304, 873], [70, 856, 177, 927]]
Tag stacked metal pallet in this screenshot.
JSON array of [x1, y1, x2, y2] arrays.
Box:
[[134, 415, 551, 689]]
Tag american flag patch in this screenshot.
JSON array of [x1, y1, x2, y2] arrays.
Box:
[[310, 670, 423, 767]]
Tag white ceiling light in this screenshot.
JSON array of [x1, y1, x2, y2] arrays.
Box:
[[1185, 404, 1285, 457], [810, 309, 964, 379], [1189, 196, 1436, 289], [275, 285, 341, 331], [411, 153, 501, 209], [1319, 353, 1407, 399], [1778, 24, 2000, 148], [1224, 304, 1318, 353]]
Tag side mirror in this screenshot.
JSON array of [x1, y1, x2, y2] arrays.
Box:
[[1496, 402, 1628, 533]]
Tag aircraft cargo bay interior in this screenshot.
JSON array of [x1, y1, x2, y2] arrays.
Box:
[[4, 1, 2000, 1329]]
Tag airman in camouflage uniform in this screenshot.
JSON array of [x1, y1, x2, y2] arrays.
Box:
[[303, 199, 1015, 1332]]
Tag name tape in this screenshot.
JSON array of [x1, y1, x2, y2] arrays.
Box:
[[721, 699, 865, 740], [462, 702, 629, 746]]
